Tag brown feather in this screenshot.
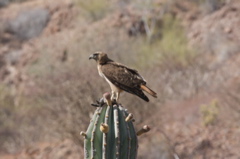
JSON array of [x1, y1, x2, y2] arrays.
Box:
[[140, 85, 157, 98], [90, 52, 157, 102], [101, 62, 150, 102]]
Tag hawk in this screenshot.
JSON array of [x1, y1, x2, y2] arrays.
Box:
[[89, 52, 157, 102]]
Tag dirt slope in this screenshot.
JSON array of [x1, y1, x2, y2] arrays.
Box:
[[0, 0, 240, 159]]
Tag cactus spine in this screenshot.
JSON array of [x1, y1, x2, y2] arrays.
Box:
[[83, 103, 138, 159]]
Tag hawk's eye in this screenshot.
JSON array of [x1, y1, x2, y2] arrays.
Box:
[[94, 54, 98, 58]]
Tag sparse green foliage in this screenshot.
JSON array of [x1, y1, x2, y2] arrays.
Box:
[[76, 0, 110, 21], [200, 99, 219, 126], [136, 14, 195, 67], [159, 14, 195, 64], [0, 85, 26, 152]]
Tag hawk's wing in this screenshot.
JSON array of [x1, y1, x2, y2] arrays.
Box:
[[101, 62, 149, 102]]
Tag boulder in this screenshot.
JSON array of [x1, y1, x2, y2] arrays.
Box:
[[7, 8, 50, 40], [0, 0, 10, 8]]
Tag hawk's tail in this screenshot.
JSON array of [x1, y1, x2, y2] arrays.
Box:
[[140, 85, 157, 98]]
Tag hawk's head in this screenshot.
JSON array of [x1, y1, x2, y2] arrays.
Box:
[[89, 52, 110, 64]]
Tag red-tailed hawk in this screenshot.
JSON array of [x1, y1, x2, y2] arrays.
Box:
[[89, 52, 157, 102]]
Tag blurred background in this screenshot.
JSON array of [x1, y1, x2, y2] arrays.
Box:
[[0, 0, 240, 158]]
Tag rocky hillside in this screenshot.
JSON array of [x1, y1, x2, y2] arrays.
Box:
[[0, 0, 240, 159]]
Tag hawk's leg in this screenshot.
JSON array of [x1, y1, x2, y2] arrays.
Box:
[[111, 91, 119, 103], [111, 91, 115, 101], [116, 92, 120, 102]]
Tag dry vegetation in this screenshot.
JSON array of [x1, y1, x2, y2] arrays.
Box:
[[0, 0, 240, 158]]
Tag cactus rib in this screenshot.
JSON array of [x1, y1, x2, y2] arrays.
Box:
[[102, 105, 110, 159], [84, 103, 139, 159], [113, 105, 120, 159]]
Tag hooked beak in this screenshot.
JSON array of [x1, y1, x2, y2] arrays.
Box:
[[89, 54, 94, 60]]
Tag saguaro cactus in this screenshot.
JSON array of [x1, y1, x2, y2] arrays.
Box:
[[81, 93, 143, 159]]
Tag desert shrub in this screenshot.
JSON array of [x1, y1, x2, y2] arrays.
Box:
[[0, 84, 34, 153], [136, 13, 196, 68], [0, 82, 63, 153], [76, 0, 110, 21], [200, 99, 219, 126], [159, 14, 195, 65], [0, 85, 20, 153]]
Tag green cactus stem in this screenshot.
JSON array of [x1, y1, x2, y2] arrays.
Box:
[[83, 102, 138, 159], [81, 92, 151, 159]]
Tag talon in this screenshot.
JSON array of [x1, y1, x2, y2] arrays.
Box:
[[91, 104, 99, 107], [112, 99, 117, 105]]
